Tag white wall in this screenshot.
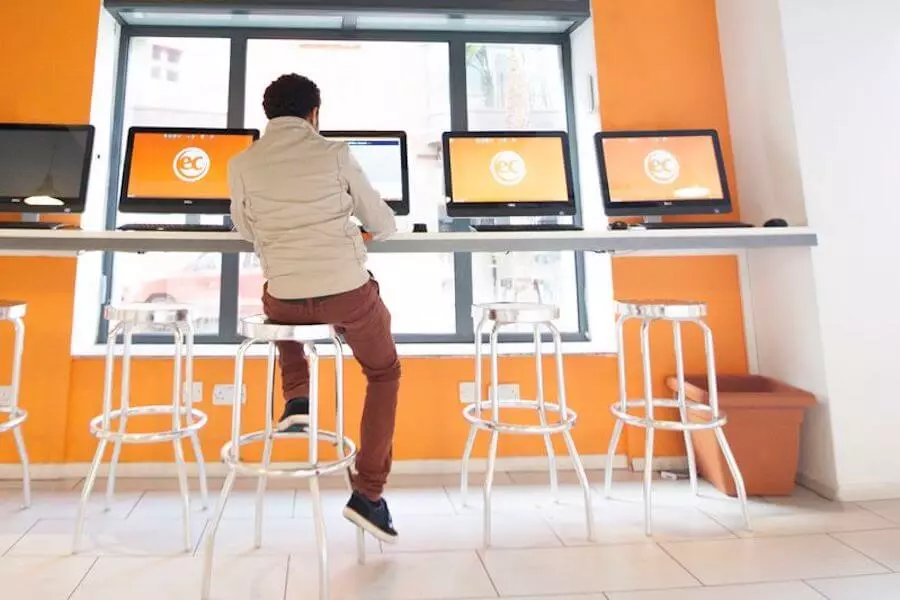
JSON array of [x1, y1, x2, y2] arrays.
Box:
[[718, 0, 900, 500]]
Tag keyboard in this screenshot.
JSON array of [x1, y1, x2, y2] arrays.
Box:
[[471, 224, 584, 233], [641, 222, 752, 230], [119, 223, 233, 233], [0, 221, 76, 230]]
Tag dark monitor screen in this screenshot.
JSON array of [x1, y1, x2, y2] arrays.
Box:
[[119, 127, 259, 214], [595, 129, 732, 217], [320, 131, 410, 216], [443, 131, 576, 218], [0, 123, 95, 213]]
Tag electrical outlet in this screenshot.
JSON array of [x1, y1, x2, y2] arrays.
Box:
[[489, 384, 520, 403], [213, 384, 246, 406], [0, 386, 13, 407], [459, 381, 477, 404], [183, 382, 203, 404]]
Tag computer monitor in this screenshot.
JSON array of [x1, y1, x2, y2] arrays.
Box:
[[119, 126, 259, 214], [595, 129, 732, 217], [443, 131, 576, 218], [0, 123, 95, 213], [320, 131, 410, 216]]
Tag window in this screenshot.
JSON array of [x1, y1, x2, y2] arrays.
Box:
[[466, 43, 583, 333], [105, 37, 231, 337], [99, 32, 589, 345], [243, 40, 456, 335]]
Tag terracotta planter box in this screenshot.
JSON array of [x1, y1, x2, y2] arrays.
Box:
[[665, 375, 817, 497]]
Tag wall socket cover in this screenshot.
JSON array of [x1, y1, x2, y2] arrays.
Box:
[[0, 386, 13, 407], [213, 384, 247, 406], [182, 382, 203, 404]]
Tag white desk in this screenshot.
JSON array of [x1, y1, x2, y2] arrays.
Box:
[[0, 227, 817, 256]]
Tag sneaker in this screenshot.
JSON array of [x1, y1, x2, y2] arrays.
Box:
[[342, 491, 399, 544], [277, 397, 310, 433]]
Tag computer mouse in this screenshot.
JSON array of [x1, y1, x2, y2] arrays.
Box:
[[412, 223, 428, 233], [763, 218, 789, 228], [608, 221, 629, 231]]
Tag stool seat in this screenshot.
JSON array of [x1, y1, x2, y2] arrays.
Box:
[[238, 315, 332, 341], [474, 302, 560, 324], [616, 300, 707, 320], [0, 301, 27, 320], [104, 303, 193, 325]]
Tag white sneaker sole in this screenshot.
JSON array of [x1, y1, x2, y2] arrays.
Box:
[[343, 507, 399, 545], [277, 415, 310, 432]]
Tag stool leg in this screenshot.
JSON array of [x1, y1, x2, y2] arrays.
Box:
[[482, 323, 501, 548], [201, 468, 237, 600], [605, 315, 628, 499], [183, 322, 209, 510], [309, 476, 330, 600], [534, 324, 558, 500], [171, 327, 192, 553], [105, 324, 132, 509], [10, 317, 29, 508], [461, 317, 487, 506], [255, 342, 277, 549], [640, 319, 655, 537], [550, 322, 594, 541], [698, 321, 752, 531], [75, 326, 120, 553], [673, 321, 699, 496]]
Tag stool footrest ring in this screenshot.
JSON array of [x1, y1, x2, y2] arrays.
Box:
[[221, 429, 357, 479], [463, 400, 577, 435], [89, 405, 208, 443], [610, 399, 727, 431], [0, 406, 26, 433]]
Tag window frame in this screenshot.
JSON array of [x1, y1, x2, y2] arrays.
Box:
[[99, 25, 590, 345]]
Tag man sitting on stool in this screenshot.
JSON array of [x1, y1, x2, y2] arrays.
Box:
[[228, 73, 401, 544]]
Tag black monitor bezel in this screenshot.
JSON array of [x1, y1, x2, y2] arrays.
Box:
[[0, 122, 96, 214], [595, 129, 733, 217], [118, 126, 260, 215], [320, 130, 410, 217], [443, 130, 577, 218]]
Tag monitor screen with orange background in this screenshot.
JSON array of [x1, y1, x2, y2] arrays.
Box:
[[446, 135, 572, 203], [601, 135, 724, 202], [124, 129, 257, 201]]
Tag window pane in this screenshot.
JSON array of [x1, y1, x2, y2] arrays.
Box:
[[110, 37, 231, 336], [466, 43, 581, 334], [242, 40, 455, 334]]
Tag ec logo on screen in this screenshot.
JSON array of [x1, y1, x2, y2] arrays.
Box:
[[173, 147, 211, 183], [644, 150, 680, 184], [490, 151, 527, 187]]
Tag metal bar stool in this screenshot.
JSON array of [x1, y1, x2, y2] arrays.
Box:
[[202, 316, 363, 600], [74, 303, 209, 553], [604, 300, 751, 535], [0, 302, 30, 508], [461, 302, 594, 547]]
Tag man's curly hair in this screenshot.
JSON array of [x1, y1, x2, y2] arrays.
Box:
[[262, 73, 321, 120]]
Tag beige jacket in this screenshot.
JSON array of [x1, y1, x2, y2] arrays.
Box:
[[229, 117, 397, 300]]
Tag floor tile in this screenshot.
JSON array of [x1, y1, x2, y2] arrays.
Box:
[[0, 489, 142, 521], [389, 472, 514, 488], [0, 513, 37, 554], [7, 517, 207, 557], [808, 573, 900, 600], [131, 489, 294, 520], [287, 550, 497, 600], [296, 487, 456, 518], [0, 556, 97, 599], [200, 516, 372, 557], [381, 512, 562, 552], [447, 483, 596, 516], [858, 499, 900, 525], [507, 469, 605, 486], [480, 544, 699, 595], [661, 534, 887, 586], [71, 555, 287, 600], [605, 581, 825, 599], [832, 529, 900, 570], [546, 498, 735, 546]]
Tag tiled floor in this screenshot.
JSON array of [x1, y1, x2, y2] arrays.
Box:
[[1, 472, 899, 599]]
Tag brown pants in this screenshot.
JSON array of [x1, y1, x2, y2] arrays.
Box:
[[262, 279, 400, 500]]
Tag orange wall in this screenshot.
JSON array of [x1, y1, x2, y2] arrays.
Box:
[[1, 0, 747, 468]]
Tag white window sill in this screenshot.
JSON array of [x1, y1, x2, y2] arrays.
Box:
[[71, 340, 614, 359]]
